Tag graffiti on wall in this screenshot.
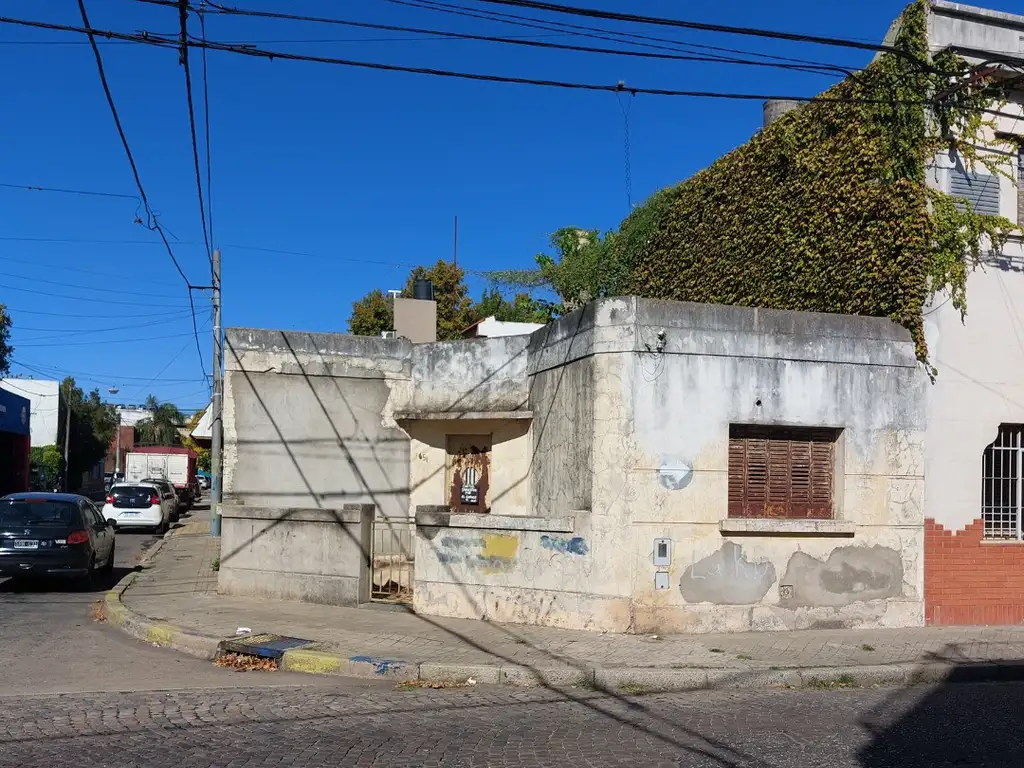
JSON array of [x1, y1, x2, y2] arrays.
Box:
[[540, 535, 589, 556], [436, 533, 519, 574]]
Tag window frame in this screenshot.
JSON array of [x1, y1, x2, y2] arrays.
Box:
[[982, 424, 1024, 540], [727, 424, 841, 520]]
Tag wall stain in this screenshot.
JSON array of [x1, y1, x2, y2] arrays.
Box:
[[779, 545, 903, 608], [657, 461, 693, 491], [680, 541, 776, 605], [540, 535, 589, 556]]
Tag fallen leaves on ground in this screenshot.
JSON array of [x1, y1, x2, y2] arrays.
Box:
[[90, 600, 106, 623], [214, 653, 278, 672]]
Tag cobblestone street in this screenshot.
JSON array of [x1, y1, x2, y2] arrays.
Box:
[[2, 680, 1023, 767]]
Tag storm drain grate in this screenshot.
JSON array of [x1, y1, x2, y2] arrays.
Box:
[[219, 633, 315, 659]]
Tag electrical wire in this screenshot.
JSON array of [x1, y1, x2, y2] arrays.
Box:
[[75, 0, 209, 384], [15, 330, 204, 348], [177, 0, 213, 271], [0, 281, 190, 307], [0, 182, 139, 201], [199, 5, 214, 251], [0, 270, 191, 300], [389, 0, 858, 76], [4, 14, 1022, 118], [466, 0, 942, 67], [145, 0, 854, 78], [0, 306, 194, 320], [10, 358, 205, 384], [13, 313, 197, 340]]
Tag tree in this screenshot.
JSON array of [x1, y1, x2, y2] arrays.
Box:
[[57, 378, 117, 491], [0, 305, 12, 376], [348, 261, 551, 340], [135, 394, 186, 446], [30, 445, 61, 491], [181, 408, 211, 472], [485, 227, 623, 316], [348, 288, 394, 336]]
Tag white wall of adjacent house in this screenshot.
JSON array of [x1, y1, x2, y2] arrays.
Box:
[[0, 378, 59, 447], [924, 91, 1024, 536]]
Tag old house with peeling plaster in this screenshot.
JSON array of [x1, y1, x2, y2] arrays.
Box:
[[219, 296, 926, 634]]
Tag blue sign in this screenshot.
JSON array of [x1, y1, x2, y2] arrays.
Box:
[[0, 388, 30, 436]]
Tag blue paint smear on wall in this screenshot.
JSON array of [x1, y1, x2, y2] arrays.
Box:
[[540, 535, 589, 556], [350, 656, 404, 674]]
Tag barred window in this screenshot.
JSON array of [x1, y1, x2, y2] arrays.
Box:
[[728, 425, 839, 519], [982, 425, 1024, 539]]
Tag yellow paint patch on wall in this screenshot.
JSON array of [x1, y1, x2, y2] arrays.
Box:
[[482, 534, 519, 560]]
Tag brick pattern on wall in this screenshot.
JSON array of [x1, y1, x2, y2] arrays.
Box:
[[926, 517, 1024, 626]]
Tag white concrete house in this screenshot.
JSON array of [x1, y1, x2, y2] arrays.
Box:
[[0, 378, 59, 447]]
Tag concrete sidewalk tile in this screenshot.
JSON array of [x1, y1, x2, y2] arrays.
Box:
[[705, 668, 802, 689]]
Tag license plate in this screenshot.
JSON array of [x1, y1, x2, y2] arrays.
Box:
[[122, 510, 140, 514], [13, 540, 38, 550]]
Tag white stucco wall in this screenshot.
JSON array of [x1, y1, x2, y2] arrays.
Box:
[[1, 378, 59, 446]]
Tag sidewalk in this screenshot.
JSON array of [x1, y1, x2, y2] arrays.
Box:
[[107, 509, 1024, 691]]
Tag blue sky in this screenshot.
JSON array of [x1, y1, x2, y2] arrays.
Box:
[[1, 0, 1017, 411]]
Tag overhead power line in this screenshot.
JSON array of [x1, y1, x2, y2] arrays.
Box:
[[388, 0, 857, 75], [10, 357, 206, 384], [0, 281, 190, 307], [2, 13, 1021, 119], [15, 329, 206, 349], [142, 0, 853, 78], [467, 0, 940, 66], [13, 313, 196, 339], [1, 306, 194, 320], [177, 0, 213, 270], [75, 0, 209, 384], [0, 269, 191, 299]]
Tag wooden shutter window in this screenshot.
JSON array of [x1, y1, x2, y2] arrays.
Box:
[[728, 425, 837, 519]]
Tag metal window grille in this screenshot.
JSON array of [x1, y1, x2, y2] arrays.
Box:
[[728, 425, 838, 519], [982, 425, 1024, 539]]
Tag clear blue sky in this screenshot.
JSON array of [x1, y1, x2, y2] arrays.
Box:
[[1, 0, 1015, 411]]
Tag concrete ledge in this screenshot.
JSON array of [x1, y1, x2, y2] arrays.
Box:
[[221, 504, 373, 524], [415, 510, 575, 533], [719, 519, 857, 536], [218, 567, 364, 607], [395, 410, 533, 421]]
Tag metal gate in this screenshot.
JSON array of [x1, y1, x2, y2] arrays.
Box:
[[371, 518, 415, 603]]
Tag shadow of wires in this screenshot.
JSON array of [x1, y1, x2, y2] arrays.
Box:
[[857, 648, 1024, 767]]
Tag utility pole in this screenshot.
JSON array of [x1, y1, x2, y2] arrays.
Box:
[[62, 385, 71, 493], [211, 248, 223, 537]]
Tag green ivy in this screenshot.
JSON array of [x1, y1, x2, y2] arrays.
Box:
[[624, 0, 1015, 363]]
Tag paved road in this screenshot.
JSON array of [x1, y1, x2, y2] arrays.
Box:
[[1, 679, 1022, 767], [0, 526, 388, 696]]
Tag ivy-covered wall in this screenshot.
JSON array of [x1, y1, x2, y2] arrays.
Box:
[[624, 0, 1012, 362]]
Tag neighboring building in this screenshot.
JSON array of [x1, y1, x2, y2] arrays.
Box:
[[0, 387, 31, 495], [1, 378, 59, 447], [220, 298, 926, 633], [113, 405, 153, 427], [908, 2, 1024, 625], [462, 316, 546, 339], [190, 403, 212, 447], [104, 425, 135, 474]]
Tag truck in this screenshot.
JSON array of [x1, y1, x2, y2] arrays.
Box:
[[124, 447, 199, 509]]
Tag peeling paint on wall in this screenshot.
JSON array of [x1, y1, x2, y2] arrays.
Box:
[[540, 535, 589, 556], [656, 460, 694, 491], [779, 545, 903, 608], [680, 542, 776, 604]]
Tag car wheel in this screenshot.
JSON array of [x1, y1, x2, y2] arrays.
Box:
[[101, 541, 115, 575]]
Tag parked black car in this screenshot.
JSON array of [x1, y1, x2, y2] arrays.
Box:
[[0, 493, 116, 586]]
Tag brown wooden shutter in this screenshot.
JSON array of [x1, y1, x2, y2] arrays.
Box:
[[728, 426, 837, 519]]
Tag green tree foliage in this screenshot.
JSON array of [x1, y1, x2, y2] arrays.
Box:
[[181, 408, 211, 472], [134, 394, 186, 446], [347, 260, 549, 340], [0, 305, 12, 376], [58, 378, 118, 491], [30, 445, 61, 491]]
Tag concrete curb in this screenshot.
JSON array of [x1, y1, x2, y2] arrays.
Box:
[[103, 534, 225, 661], [106, 536, 1024, 690]]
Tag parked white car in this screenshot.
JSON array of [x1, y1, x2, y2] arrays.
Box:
[[102, 483, 170, 534]]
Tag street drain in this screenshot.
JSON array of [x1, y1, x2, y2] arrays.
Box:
[[218, 633, 315, 660]]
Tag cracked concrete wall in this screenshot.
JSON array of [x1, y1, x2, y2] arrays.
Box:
[[222, 328, 412, 519], [414, 298, 926, 633]]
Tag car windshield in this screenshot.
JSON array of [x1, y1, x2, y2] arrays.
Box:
[[112, 486, 155, 500], [0, 500, 77, 527]]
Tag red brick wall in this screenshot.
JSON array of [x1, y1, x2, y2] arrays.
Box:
[[925, 517, 1024, 625]]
